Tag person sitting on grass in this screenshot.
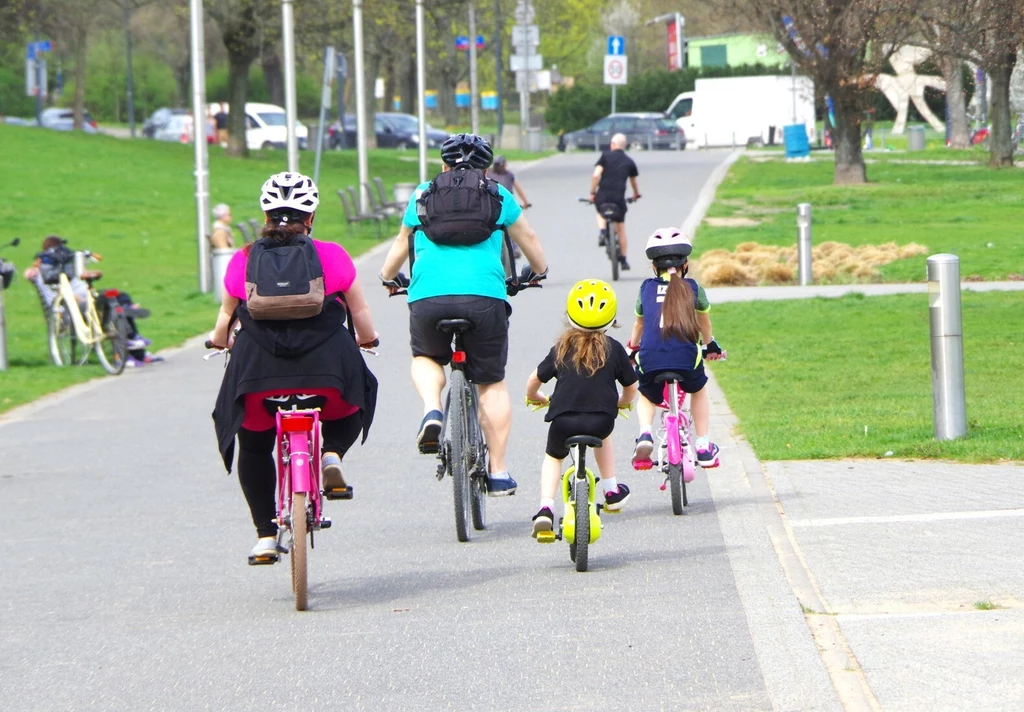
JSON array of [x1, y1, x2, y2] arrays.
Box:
[[24, 235, 162, 367], [524, 279, 638, 540]]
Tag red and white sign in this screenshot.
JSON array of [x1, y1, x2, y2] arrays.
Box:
[[666, 17, 684, 70], [603, 55, 627, 85]]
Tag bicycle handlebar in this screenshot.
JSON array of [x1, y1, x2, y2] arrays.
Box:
[[577, 196, 638, 205]]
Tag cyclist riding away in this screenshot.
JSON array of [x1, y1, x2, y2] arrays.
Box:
[[524, 279, 638, 539], [590, 133, 640, 271], [379, 133, 548, 497], [210, 172, 380, 563], [628, 228, 723, 470]]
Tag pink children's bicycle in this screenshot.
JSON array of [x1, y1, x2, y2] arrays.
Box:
[[634, 373, 696, 516]]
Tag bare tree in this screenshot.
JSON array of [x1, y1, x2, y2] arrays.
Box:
[[925, 0, 1024, 166], [751, 0, 923, 184]]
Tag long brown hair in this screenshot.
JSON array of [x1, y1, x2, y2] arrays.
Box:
[[660, 268, 700, 343], [554, 328, 609, 377], [243, 213, 311, 255]]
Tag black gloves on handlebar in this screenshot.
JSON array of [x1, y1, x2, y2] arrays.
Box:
[[519, 264, 548, 284], [506, 264, 548, 296], [702, 339, 723, 359], [381, 272, 410, 289]]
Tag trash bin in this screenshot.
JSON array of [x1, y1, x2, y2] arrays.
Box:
[[783, 124, 810, 158], [525, 127, 543, 153], [393, 182, 417, 206], [211, 248, 238, 302], [907, 125, 926, 151]]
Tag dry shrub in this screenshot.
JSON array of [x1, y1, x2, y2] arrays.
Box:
[[695, 240, 930, 286]]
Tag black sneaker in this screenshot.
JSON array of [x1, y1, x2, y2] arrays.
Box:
[[619, 256, 631, 271], [416, 410, 443, 454], [604, 484, 631, 512], [598, 231, 607, 247], [531, 507, 554, 540]]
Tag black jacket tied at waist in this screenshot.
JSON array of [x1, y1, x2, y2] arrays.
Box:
[[213, 299, 378, 472]]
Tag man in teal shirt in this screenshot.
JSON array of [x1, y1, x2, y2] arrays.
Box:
[[380, 134, 548, 496]]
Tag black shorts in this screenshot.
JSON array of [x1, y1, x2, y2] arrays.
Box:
[[637, 365, 708, 405], [409, 296, 510, 384], [594, 194, 626, 221], [545, 412, 616, 460]]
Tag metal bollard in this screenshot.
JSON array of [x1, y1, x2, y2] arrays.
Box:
[[74, 250, 87, 278], [211, 248, 238, 302], [797, 203, 812, 286], [928, 254, 967, 440]]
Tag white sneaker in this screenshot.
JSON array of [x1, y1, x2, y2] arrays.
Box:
[[248, 537, 279, 565], [322, 451, 352, 500]]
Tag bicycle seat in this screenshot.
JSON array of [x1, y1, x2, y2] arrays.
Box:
[[564, 435, 603, 449], [653, 371, 685, 383], [598, 202, 623, 220], [436, 318, 473, 334], [261, 393, 327, 416]]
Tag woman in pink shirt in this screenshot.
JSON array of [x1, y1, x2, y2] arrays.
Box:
[[210, 172, 379, 564]]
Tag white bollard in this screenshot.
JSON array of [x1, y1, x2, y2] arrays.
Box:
[[797, 203, 812, 286], [211, 248, 238, 303]]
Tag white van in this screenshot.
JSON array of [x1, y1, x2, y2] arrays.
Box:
[[242, 102, 309, 150], [666, 75, 815, 149]]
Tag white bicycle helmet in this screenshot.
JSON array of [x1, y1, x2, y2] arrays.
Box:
[[259, 172, 319, 214], [645, 227, 692, 261]]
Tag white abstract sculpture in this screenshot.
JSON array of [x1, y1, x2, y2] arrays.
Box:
[[875, 45, 946, 135]]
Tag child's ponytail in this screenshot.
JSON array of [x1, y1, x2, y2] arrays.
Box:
[[659, 265, 700, 343]]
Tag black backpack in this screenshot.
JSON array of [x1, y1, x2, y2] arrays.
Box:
[[415, 166, 502, 246], [37, 245, 76, 285], [244, 235, 326, 320]]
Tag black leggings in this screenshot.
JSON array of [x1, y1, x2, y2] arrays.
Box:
[[237, 413, 362, 538], [545, 412, 616, 460]]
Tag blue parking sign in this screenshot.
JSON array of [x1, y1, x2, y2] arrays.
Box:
[[607, 36, 625, 56]]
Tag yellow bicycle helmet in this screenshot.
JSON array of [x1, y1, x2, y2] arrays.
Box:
[[566, 279, 617, 331]]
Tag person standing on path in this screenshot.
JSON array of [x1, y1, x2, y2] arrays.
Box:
[[214, 103, 229, 147], [590, 133, 640, 271], [210, 204, 235, 249], [488, 156, 531, 208], [378, 133, 548, 497]]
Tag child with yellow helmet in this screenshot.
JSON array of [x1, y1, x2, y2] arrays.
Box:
[[524, 279, 639, 539]]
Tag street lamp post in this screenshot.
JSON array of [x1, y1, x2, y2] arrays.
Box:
[[353, 0, 369, 211], [124, 5, 136, 138], [416, 0, 428, 183], [281, 0, 299, 172], [189, 0, 211, 293], [468, 3, 479, 135]]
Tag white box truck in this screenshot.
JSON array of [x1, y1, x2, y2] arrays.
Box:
[[666, 75, 816, 149]]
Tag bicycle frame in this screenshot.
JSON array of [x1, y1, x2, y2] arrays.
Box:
[[274, 408, 324, 538], [655, 381, 696, 485], [437, 330, 487, 481], [55, 272, 116, 347]]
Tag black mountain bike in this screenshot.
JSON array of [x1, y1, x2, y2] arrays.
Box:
[[578, 196, 636, 282]]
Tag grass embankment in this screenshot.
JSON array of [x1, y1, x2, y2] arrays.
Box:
[[0, 125, 423, 413], [698, 156, 1023, 463], [695, 156, 1023, 283]]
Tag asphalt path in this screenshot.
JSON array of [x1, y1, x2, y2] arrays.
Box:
[[1, 150, 837, 710]]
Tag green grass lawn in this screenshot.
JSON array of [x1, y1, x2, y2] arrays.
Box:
[[696, 156, 1024, 282], [712, 291, 1023, 463], [0, 125, 428, 413]]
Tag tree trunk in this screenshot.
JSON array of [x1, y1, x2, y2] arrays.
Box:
[[262, 49, 284, 106], [987, 53, 1015, 167], [365, 53, 381, 148], [174, 60, 191, 107], [943, 56, 970, 149], [832, 89, 866, 184], [72, 26, 88, 130], [400, 52, 416, 115], [227, 53, 253, 157], [384, 55, 397, 113]]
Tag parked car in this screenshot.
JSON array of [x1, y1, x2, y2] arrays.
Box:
[[558, 112, 684, 152], [243, 102, 308, 150], [39, 107, 98, 133], [142, 107, 190, 138], [152, 114, 215, 144], [326, 112, 450, 150]]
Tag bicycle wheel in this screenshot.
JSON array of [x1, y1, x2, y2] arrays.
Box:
[[47, 294, 76, 367], [291, 492, 308, 611], [669, 463, 684, 516], [607, 226, 619, 282], [448, 370, 472, 543], [467, 392, 487, 531], [574, 474, 590, 572], [95, 311, 128, 375]]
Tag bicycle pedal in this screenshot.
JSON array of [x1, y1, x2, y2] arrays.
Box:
[[535, 531, 557, 544], [419, 440, 440, 455], [323, 486, 353, 501], [632, 458, 654, 471], [247, 553, 279, 566], [317, 517, 332, 529]]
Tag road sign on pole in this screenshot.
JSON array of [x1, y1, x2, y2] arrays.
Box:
[[510, 54, 543, 72], [603, 55, 627, 85], [607, 36, 625, 56]]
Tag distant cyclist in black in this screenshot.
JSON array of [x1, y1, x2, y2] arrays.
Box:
[[589, 132, 640, 271]]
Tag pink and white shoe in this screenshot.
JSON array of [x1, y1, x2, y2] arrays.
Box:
[[632, 434, 654, 470]]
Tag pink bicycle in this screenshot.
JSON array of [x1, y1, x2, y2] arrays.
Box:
[[635, 373, 696, 515]]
